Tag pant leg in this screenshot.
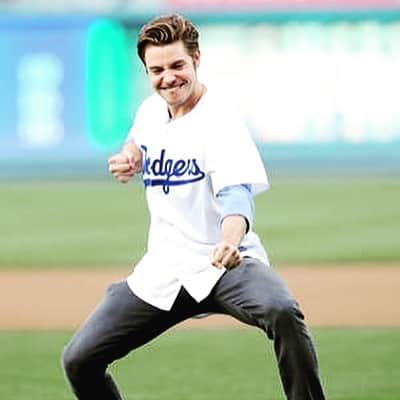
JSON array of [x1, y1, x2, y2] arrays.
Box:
[[62, 281, 198, 400], [209, 258, 326, 400]]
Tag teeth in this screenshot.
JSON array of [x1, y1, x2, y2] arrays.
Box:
[[161, 84, 184, 92], [167, 84, 184, 89]]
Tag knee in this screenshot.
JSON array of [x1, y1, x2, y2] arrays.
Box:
[[273, 300, 304, 328], [261, 300, 305, 338], [62, 342, 88, 383]]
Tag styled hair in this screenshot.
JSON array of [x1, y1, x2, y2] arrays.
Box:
[[137, 14, 200, 65]]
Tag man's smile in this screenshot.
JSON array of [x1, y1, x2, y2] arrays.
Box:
[[161, 82, 185, 91]]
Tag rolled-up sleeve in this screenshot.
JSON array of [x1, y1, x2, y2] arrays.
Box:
[[216, 184, 254, 233]]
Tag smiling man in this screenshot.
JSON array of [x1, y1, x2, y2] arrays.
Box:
[[144, 40, 203, 118], [62, 14, 326, 400]]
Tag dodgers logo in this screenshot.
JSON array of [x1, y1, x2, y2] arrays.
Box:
[[141, 145, 206, 194]]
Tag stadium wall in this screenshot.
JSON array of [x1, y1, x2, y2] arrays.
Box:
[[0, 11, 399, 178]]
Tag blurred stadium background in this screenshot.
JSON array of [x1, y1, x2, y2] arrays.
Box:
[[1, 0, 400, 178], [1, 2, 400, 399], [1, 0, 399, 267]]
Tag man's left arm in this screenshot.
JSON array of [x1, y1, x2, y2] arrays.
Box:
[[211, 215, 247, 269], [211, 184, 254, 269]]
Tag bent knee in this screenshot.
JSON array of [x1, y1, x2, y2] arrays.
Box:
[[62, 342, 89, 381], [258, 299, 305, 336], [62, 343, 77, 377], [275, 299, 304, 321], [271, 300, 306, 333]]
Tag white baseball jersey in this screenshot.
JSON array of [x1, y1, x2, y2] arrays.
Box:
[[126, 88, 270, 311]]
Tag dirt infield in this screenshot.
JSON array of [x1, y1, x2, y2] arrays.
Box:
[[1, 265, 399, 330]]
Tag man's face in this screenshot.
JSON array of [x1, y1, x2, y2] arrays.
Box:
[[144, 41, 200, 110]]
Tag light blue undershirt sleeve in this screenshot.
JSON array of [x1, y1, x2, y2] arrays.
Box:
[[216, 184, 254, 233]]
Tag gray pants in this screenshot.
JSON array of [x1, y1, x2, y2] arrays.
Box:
[[62, 258, 326, 399]]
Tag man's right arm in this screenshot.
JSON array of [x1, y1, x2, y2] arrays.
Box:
[[108, 141, 143, 184]]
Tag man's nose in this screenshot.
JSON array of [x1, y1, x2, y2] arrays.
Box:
[[162, 71, 177, 86]]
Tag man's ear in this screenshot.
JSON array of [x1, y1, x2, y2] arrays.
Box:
[[193, 50, 201, 68]]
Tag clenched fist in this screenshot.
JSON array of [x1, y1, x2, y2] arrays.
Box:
[[211, 240, 242, 269], [108, 142, 143, 184]]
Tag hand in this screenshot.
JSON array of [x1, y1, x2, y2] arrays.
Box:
[[123, 142, 143, 173], [211, 240, 242, 270], [108, 143, 142, 184]]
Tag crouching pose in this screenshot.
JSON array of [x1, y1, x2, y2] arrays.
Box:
[[62, 13, 326, 400]]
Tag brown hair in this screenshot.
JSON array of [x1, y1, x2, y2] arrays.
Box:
[[137, 14, 200, 65]]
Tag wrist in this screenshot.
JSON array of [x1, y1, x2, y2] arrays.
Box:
[[220, 215, 247, 247]]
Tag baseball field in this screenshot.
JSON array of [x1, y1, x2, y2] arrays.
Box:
[[1, 177, 399, 399]]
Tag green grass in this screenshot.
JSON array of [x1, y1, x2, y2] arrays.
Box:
[[0, 177, 399, 268], [0, 328, 399, 400]]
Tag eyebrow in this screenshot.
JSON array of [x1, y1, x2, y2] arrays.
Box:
[[148, 58, 186, 71]]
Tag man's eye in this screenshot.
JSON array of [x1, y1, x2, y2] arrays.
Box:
[[173, 63, 184, 70]]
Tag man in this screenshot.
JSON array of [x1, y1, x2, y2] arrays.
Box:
[[62, 14, 326, 400]]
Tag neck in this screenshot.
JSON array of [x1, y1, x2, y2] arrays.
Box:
[[168, 83, 205, 120]]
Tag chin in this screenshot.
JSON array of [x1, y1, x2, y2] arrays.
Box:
[[167, 94, 187, 106]]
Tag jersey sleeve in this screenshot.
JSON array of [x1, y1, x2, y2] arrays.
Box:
[[205, 116, 269, 196], [124, 96, 153, 147], [125, 112, 144, 146], [216, 184, 254, 232]]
